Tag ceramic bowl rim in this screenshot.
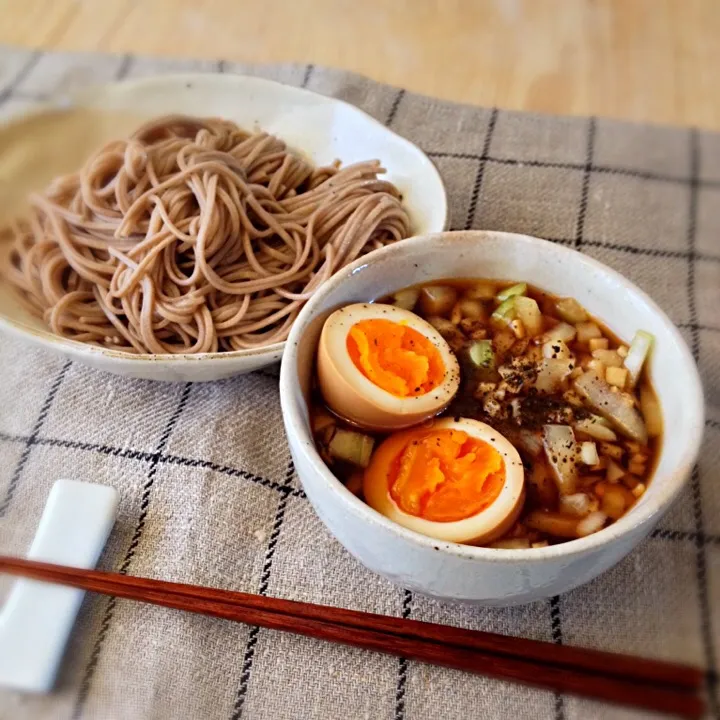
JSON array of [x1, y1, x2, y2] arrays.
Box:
[[279, 230, 705, 564]]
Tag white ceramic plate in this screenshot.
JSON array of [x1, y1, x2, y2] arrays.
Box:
[[0, 74, 447, 382]]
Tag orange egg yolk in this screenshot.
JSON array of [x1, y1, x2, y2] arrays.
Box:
[[346, 319, 445, 397], [368, 428, 506, 522]]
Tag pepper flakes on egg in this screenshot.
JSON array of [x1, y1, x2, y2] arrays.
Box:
[[317, 303, 461, 431], [363, 417, 526, 544]]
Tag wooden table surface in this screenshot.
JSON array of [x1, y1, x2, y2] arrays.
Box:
[[1, 0, 719, 131]]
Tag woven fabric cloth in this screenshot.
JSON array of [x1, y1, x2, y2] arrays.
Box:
[[0, 45, 719, 720]]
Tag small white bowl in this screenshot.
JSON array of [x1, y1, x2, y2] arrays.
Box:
[[0, 74, 446, 382], [280, 230, 704, 605]]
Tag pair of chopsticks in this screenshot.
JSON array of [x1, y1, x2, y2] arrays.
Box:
[[0, 556, 704, 718]]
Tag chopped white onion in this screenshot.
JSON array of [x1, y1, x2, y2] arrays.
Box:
[[513, 296, 543, 337], [535, 358, 574, 394], [574, 371, 648, 444], [623, 330, 654, 389], [540, 322, 577, 345], [458, 298, 486, 320], [573, 418, 618, 442], [517, 428, 544, 457], [606, 458, 625, 483], [419, 285, 458, 316], [576, 322, 602, 344], [555, 297, 588, 324], [509, 318, 526, 339], [576, 511, 608, 537], [559, 492, 591, 517], [543, 340, 573, 360], [543, 425, 578, 495], [392, 288, 419, 311], [580, 441, 599, 465]]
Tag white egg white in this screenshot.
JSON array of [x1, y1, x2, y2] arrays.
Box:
[[364, 418, 526, 545], [317, 303, 460, 431]]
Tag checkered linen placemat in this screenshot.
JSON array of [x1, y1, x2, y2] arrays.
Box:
[[0, 45, 719, 720]]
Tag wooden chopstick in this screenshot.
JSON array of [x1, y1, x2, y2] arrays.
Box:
[[0, 556, 704, 718], [0, 555, 699, 689]]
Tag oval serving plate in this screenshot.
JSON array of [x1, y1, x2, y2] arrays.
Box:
[[0, 73, 447, 382]]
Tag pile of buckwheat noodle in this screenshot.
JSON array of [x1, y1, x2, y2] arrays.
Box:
[[5, 115, 411, 353]]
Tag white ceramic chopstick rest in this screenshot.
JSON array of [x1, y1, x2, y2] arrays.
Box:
[[0, 479, 119, 692]]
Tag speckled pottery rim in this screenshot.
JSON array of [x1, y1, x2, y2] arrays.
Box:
[[280, 230, 704, 601]]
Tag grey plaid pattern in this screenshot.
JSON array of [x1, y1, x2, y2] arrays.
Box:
[[0, 45, 718, 720]]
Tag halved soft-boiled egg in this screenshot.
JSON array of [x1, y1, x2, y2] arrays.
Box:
[[317, 303, 460, 431], [363, 418, 525, 544]]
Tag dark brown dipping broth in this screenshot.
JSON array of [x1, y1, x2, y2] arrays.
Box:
[[312, 278, 662, 549]]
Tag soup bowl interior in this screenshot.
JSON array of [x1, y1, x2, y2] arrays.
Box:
[[280, 230, 704, 604]]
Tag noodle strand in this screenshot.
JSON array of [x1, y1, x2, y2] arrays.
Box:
[[5, 115, 411, 354]]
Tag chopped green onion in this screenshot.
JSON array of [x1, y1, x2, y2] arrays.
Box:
[[468, 340, 495, 369], [491, 296, 516, 323], [496, 282, 527, 302], [624, 330, 653, 389], [555, 297, 588, 324], [328, 429, 375, 468]]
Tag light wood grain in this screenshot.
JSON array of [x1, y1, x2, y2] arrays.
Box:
[[1, 0, 719, 130]]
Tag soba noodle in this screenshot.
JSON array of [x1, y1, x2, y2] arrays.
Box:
[[4, 115, 411, 353]]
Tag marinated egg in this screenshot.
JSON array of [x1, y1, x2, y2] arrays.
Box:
[[317, 303, 460, 431], [363, 418, 525, 544]]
